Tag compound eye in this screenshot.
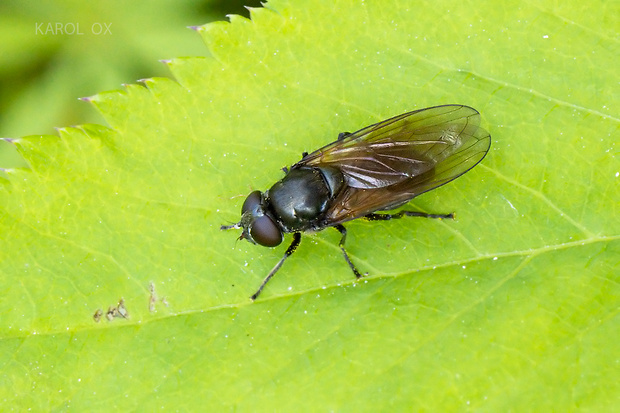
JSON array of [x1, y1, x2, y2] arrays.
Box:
[[242, 191, 263, 215], [250, 215, 283, 247]]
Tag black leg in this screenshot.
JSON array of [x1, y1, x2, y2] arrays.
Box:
[[251, 232, 302, 300], [334, 224, 363, 279], [337, 132, 350, 140], [365, 210, 455, 221]]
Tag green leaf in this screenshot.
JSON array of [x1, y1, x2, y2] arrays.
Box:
[[1, 0, 618, 410]]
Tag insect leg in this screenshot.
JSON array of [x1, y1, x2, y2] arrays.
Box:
[[365, 211, 455, 221], [334, 224, 363, 279], [251, 232, 302, 300]]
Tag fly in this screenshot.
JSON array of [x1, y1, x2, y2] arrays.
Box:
[[221, 105, 491, 300]]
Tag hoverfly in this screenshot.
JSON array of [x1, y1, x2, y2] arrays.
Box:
[[221, 105, 491, 300]]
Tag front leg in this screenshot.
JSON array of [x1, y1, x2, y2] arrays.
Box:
[[251, 232, 302, 300]]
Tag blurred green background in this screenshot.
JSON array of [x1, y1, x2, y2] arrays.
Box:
[[0, 0, 261, 168]]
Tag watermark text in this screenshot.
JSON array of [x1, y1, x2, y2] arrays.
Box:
[[35, 22, 112, 35]]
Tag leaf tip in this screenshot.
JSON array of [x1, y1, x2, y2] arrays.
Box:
[[0, 167, 19, 177], [244, 6, 261, 15], [138, 78, 156, 88]]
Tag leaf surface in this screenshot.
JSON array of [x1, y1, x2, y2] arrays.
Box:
[[1, 0, 618, 409]]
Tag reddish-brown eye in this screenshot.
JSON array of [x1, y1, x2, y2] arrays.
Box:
[[250, 215, 283, 247]]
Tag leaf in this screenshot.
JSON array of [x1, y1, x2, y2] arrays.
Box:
[[1, 0, 618, 410]]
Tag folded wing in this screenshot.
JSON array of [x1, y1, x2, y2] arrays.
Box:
[[298, 105, 491, 225]]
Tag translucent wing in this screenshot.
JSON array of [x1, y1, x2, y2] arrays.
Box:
[[297, 105, 491, 225]]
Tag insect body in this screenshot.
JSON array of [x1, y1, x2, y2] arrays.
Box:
[[221, 105, 491, 300]]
